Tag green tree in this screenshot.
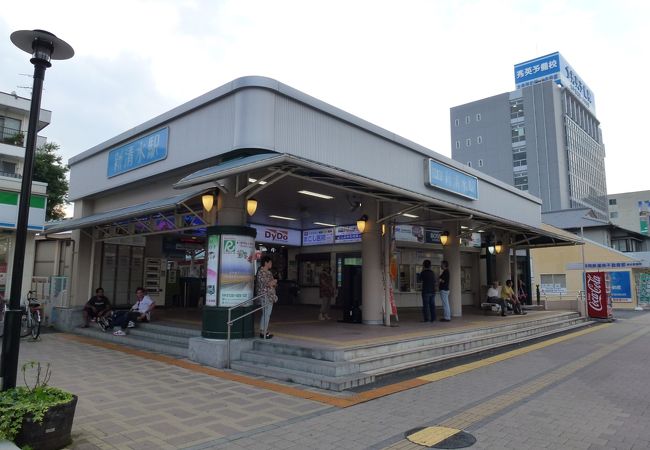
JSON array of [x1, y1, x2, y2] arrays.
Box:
[[32, 142, 69, 221]]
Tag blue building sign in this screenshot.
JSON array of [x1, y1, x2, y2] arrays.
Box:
[[609, 271, 632, 301], [427, 159, 478, 200], [514, 52, 595, 113], [107, 127, 169, 177]]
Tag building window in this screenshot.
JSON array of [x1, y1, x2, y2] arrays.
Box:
[[467, 161, 472, 168], [466, 138, 471, 147], [514, 171, 528, 191], [610, 211, 619, 219], [455, 140, 460, 149], [465, 115, 470, 124], [1, 161, 17, 175], [477, 136, 482, 144], [511, 125, 526, 143], [510, 99, 524, 119], [513, 151, 527, 167], [476, 113, 481, 121], [454, 118, 460, 127], [478, 159, 483, 167], [540, 274, 567, 294], [608, 199, 617, 206], [0, 116, 22, 144]]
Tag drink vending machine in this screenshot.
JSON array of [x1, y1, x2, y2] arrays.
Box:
[[585, 271, 613, 320]]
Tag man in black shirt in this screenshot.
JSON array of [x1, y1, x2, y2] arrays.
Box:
[[420, 260, 437, 322], [83, 287, 112, 328], [439, 260, 451, 322]]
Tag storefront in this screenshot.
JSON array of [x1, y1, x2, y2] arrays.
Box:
[[46, 76, 577, 335]]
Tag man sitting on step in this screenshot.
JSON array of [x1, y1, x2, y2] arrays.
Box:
[[113, 287, 155, 336], [486, 281, 508, 317], [501, 279, 526, 315]]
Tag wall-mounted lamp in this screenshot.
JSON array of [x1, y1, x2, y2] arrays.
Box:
[[381, 223, 386, 236], [202, 194, 214, 212], [494, 241, 503, 254], [246, 198, 258, 216], [440, 231, 450, 246], [356, 214, 369, 233]]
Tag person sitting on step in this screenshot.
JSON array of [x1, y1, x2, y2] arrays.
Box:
[[112, 287, 155, 336], [501, 279, 526, 315]]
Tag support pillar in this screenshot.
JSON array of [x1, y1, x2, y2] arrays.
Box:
[[495, 234, 511, 285], [361, 201, 383, 324], [443, 224, 462, 318]]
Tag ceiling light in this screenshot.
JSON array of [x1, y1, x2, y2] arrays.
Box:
[[314, 222, 336, 227], [269, 215, 297, 221], [440, 231, 450, 246], [461, 225, 469, 229], [402, 213, 419, 218], [298, 190, 333, 199], [248, 178, 267, 185]]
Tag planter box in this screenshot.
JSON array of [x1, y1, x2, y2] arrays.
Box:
[[14, 395, 77, 450]]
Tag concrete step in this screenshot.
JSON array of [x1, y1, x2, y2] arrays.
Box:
[[352, 317, 587, 373], [136, 322, 202, 337], [230, 360, 374, 391], [240, 350, 360, 377], [366, 319, 592, 377], [73, 325, 189, 358]]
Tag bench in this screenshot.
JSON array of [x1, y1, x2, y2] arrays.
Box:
[[481, 302, 502, 315]]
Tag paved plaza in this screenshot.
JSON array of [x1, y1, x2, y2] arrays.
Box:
[[5, 310, 650, 449]]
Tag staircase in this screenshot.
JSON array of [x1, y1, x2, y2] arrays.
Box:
[[231, 312, 590, 391], [73, 322, 200, 358]]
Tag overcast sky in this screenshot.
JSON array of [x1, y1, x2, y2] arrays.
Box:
[[1, 0, 648, 198]]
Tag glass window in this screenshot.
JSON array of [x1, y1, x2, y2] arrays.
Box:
[[510, 99, 524, 119], [454, 118, 460, 126], [465, 115, 470, 124], [511, 125, 526, 142], [540, 274, 567, 294], [477, 136, 482, 144], [610, 211, 619, 218], [467, 161, 472, 167], [1, 161, 16, 175], [608, 199, 617, 205], [478, 159, 483, 167], [466, 138, 471, 147], [455, 140, 460, 149], [476, 113, 481, 121]]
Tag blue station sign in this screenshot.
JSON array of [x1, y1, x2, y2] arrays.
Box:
[[427, 159, 478, 200], [107, 127, 169, 177]]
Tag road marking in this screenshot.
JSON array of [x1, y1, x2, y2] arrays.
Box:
[[61, 324, 607, 409]]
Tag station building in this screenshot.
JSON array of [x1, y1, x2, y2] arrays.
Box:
[[47, 77, 577, 354]]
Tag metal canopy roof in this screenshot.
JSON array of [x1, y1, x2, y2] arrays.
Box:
[[44, 187, 211, 238], [174, 153, 581, 249]]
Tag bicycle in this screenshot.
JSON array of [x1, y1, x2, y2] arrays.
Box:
[[19, 291, 41, 340]]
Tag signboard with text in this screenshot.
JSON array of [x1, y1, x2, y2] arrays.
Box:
[[609, 271, 632, 302], [302, 228, 334, 246], [107, 127, 169, 177], [427, 159, 478, 200], [206, 234, 219, 307], [218, 234, 256, 307], [514, 52, 595, 113], [251, 224, 301, 246]]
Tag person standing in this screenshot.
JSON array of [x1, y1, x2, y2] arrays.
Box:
[[256, 255, 278, 339], [318, 267, 335, 320], [420, 260, 437, 322], [438, 260, 451, 322]]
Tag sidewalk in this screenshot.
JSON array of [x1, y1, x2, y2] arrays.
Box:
[[9, 333, 330, 449]]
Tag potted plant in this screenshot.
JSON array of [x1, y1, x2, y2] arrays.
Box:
[[0, 361, 77, 450]]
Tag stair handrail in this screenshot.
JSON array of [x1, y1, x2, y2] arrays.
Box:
[[226, 293, 269, 369]]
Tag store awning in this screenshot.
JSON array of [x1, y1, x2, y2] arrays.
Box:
[[44, 187, 211, 236]]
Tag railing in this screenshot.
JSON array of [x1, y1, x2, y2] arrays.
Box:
[[226, 293, 270, 369], [0, 171, 21, 179], [540, 290, 585, 314], [1, 126, 24, 147]]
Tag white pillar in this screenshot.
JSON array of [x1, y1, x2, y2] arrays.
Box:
[[443, 224, 462, 317], [217, 181, 247, 226], [495, 235, 511, 285], [361, 201, 383, 325]]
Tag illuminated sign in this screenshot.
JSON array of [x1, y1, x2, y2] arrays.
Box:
[[302, 228, 334, 246], [427, 159, 478, 200], [250, 224, 301, 246], [107, 127, 169, 177]]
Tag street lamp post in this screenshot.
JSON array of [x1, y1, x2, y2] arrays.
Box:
[[0, 30, 73, 391]]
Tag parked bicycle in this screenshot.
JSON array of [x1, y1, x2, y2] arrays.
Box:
[[20, 291, 41, 340]]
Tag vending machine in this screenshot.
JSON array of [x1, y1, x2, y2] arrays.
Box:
[[585, 271, 613, 320]]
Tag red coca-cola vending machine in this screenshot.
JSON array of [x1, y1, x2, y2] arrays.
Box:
[[585, 271, 613, 320]]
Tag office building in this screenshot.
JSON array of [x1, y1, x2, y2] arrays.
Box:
[[450, 52, 608, 220]]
